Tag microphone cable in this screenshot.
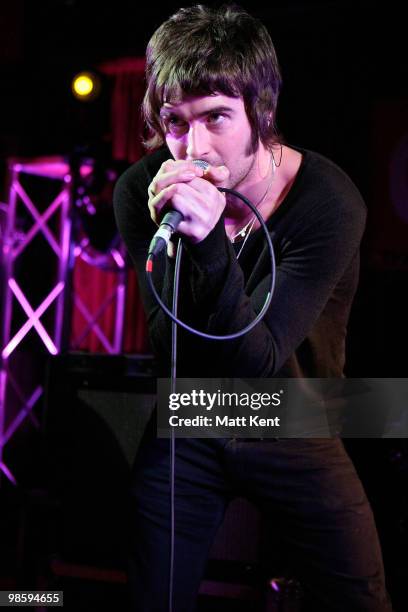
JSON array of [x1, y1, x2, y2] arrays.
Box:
[[145, 187, 277, 612], [168, 237, 182, 612], [146, 187, 276, 340]]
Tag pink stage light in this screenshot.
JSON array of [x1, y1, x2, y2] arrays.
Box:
[[12, 182, 64, 258], [2, 280, 64, 358], [0, 462, 17, 485], [110, 248, 125, 269], [1, 386, 42, 446], [74, 294, 116, 353]]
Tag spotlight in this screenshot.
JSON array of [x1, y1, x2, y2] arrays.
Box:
[[71, 71, 100, 101]]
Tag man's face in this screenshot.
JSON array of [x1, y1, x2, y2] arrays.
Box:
[[160, 93, 257, 190]]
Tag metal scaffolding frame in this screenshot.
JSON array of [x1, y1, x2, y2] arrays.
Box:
[[0, 159, 71, 485], [0, 157, 127, 486], [71, 238, 127, 354]]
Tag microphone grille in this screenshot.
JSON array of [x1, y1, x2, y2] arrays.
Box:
[[192, 159, 210, 172]]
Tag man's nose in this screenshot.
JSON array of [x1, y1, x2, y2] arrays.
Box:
[[186, 122, 210, 160]]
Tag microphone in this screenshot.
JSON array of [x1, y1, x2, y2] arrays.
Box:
[[148, 159, 210, 257]]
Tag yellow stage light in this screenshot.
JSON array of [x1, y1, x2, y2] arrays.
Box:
[[71, 72, 100, 101]]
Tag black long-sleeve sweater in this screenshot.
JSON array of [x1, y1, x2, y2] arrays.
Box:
[[113, 145, 367, 379]]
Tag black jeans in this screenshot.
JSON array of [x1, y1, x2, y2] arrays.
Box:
[[128, 428, 392, 611]]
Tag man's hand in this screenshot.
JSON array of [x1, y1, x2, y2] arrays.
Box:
[[147, 159, 229, 246]]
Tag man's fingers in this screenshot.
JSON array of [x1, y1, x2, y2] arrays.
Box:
[[148, 161, 228, 200], [148, 184, 178, 225], [203, 165, 230, 186], [149, 166, 204, 197]]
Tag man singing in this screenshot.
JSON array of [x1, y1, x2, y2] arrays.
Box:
[[114, 5, 391, 611]]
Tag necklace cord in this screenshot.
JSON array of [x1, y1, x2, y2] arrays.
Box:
[[229, 152, 276, 258]]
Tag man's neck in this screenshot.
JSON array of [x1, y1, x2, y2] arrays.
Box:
[[224, 145, 303, 240]]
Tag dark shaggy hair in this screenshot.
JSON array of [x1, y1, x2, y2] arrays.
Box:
[[142, 4, 282, 153]]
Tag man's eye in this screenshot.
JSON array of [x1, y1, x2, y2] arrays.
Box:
[[207, 113, 224, 125], [164, 117, 187, 133]]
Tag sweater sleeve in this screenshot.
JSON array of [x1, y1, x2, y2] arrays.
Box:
[[113, 156, 175, 366], [182, 193, 366, 377]]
